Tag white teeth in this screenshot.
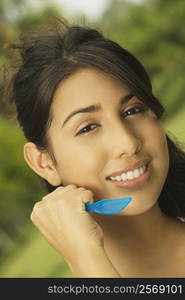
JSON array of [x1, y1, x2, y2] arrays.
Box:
[[133, 169, 140, 178], [121, 173, 127, 180], [127, 171, 134, 180], [139, 167, 144, 174], [109, 164, 147, 182]]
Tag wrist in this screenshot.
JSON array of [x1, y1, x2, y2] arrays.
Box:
[[66, 242, 120, 278]]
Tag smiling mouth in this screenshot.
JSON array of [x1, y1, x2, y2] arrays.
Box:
[[106, 162, 151, 188], [107, 163, 149, 182]]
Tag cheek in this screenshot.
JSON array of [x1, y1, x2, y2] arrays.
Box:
[[56, 141, 101, 184], [144, 117, 169, 176]]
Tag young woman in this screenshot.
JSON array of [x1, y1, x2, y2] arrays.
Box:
[[7, 22, 185, 277]]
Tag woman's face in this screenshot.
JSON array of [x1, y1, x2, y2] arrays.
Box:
[[48, 67, 169, 215]]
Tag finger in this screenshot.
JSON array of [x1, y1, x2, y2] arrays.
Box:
[[41, 184, 77, 201]]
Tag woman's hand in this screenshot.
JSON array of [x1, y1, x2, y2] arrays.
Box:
[[31, 184, 121, 277], [30, 184, 104, 262]]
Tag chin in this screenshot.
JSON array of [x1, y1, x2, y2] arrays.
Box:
[[116, 199, 158, 217]]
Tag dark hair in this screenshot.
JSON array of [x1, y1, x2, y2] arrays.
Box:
[[7, 21, 185, 219]]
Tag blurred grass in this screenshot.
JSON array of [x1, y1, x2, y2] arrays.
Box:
[[0, 226, 72, 277], [0, 105, 184, 278]]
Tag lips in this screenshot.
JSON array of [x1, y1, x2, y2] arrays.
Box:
[[107, 162, 151, 188], [106, 158, 151, 179]]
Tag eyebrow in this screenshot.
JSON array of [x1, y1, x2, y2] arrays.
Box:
[[61, 93, 134, 128]]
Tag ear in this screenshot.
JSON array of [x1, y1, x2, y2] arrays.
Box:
[[23, 142, 61, 186]]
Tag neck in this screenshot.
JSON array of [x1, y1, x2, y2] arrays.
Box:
[[93, 202, 185, 276], [94, 202, 181, 252]]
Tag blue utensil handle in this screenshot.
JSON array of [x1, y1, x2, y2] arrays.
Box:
[[85, 197, 132, 215], [85, 202, 99, 212]]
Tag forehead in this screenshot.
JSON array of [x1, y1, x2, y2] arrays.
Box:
[[52, 67, 130, 113]]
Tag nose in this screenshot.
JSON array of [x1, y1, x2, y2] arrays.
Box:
[[104, 120, 142, 158]]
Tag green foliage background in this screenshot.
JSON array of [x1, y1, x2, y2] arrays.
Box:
[[0, 0, 185, 277]]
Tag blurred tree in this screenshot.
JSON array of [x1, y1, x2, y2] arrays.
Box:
[[0, 117, 46, 259], [0, 118, 44, 231], [0, 0, 64, 260], [0, 0, 63, 117], [100, 0, 185, 121]]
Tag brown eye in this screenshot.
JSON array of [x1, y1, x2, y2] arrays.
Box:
[[76, 123, 100, 136], [121, 105, 147, 118]]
